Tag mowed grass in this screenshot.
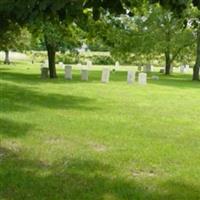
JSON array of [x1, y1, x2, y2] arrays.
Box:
[[0, 61, 200, 200]]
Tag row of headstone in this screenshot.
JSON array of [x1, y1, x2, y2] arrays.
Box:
[[64, 65, 89, 81], [41, 65, 147, 85], [45, 60, 190, 75], [159, 65, 190, 74], [63, 66, 147, 85], [102, 69, 147, 85]]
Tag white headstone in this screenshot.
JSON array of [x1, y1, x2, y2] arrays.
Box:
[[44, 60, 49, 68], [41, 67, 49, 79], [81, 69, 88, 81], [180, 65, 185, 73], [170, 66, 173, 73], [77, 63, 82, 69], [41, 63, 46, 69], [101, 68, 110, 83], [144, 64, 152, 72], [65, 65, 72, 80], [115, 61, 120, 69], [127, 70, 135, 84], [87, 60, 92, 68], [138, 73, 147, 85], [184, 64, 189, 72], [59, 62, 65, 69]]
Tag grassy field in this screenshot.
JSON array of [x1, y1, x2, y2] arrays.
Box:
[[0, 61, 200, 200]]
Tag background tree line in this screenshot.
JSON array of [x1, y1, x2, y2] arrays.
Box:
[[0, 0, 199, 80]]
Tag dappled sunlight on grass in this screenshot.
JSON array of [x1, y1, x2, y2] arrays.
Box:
[[0, 62, 200, 199]]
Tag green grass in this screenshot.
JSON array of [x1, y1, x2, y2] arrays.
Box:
[[0, 61, 200, 200]]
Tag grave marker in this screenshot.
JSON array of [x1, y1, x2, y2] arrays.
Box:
[[59, 62, 64, 69], [65, 65, 72, 80], [40, 64, 49, 79], [87, 60, 92, 68], [77, 63, 82, 69], [127, 70, 135, 84], [115, 61, 120, 70], [81, 69, 88, 81], [101, 68, 110, 83], [144, 64, 152, 72], [180, 65, 185, 73], [138, 73, 147, 85]]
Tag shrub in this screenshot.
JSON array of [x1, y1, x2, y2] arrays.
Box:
[[56, 53, 78, 64], [90, 55, 115, 65]]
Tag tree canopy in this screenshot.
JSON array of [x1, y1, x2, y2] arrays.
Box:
[[0, 0, 199, 80]]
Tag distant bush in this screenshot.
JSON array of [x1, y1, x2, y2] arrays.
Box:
[[56, 53, 78, 64], [27, 51, 117, 65], [56, 53, 115, 65], [90, 55, 115, 65], [26, 51, 47, 63]]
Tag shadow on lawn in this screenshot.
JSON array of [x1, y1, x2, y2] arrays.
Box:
[[0, 118, 33, 137], [148, 73, 200, 89], [0, 70, 124, 84], [0, 70, 103, 85], [1, 69, 199, 88], [0, 146, 199, 200], [0, 68, 131, 84], [0, 83, 99, 113]]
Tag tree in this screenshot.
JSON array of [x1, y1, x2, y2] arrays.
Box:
[[144, 5, 195, 75], [0, 0, 152, 78], [87, 4, 194, 75], [0, 22, 19, 64], [0, 0, 86, 78], [0, 21, 31, 64], [150, 0, 200, 80], [0, 0, 130, 78]]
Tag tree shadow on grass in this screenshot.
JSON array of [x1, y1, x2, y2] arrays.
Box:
[[0, 70, 103, 85], [148, 72, 200, 89], [0, 83, 99, 113], [1, 69, 199, 89], [0, 146, 199, 200], [0, 70, 128, 84], [0, 118, 33, 138]]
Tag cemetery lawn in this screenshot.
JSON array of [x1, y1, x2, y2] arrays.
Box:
[[0, 61, 200, 200]]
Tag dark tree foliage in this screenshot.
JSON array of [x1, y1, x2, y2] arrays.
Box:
[[0, 1, 86, 78], [192, 0, 200, 9], [149, 0, 187, 13], [0, 0, 134, 78], [84, 0, 126, 20]]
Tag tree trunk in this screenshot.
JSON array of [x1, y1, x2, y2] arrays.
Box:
[[165, 51, 171, 75], [193, 27, 200, 81], [44, 36, 57, 79], [4, 50, 10, 64]]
